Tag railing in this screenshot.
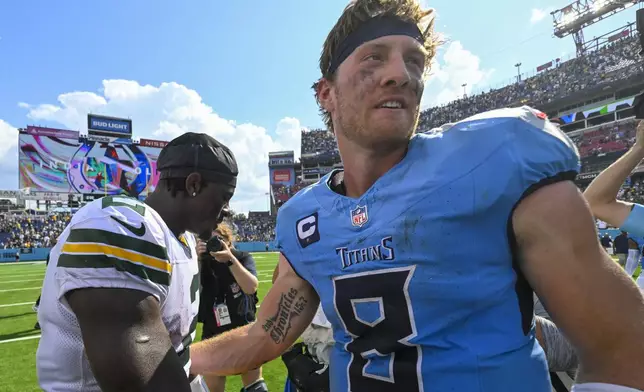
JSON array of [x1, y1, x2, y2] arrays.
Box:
[[0, 243, 279, 263]]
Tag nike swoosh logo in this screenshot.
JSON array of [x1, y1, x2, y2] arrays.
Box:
[[110, 216, 147, 237]]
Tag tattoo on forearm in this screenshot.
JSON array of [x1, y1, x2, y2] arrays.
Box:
[[261, 288, 308, 344]]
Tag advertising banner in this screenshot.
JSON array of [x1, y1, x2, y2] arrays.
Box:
[[87, 114, 133, 144], [24, 126, 79, 140], [19, 132, 161, 197]]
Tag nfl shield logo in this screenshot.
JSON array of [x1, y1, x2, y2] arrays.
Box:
[[351, 205, 368, 227]]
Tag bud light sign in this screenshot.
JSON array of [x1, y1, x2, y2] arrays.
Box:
[[88, 114, 132, 136], [87, 114, 133, 144]]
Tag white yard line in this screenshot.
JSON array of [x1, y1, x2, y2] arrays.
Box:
[[0, 335, 41, 344], [0, 287, 41, 293], [0, 278, 44, 284], [0, 261, 45, 267], [0, 301, 34, 308], [0, 273, 45, 279]]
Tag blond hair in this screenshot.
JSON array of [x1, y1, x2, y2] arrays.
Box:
[[313, 0, 440, 132], [215, 222, 236, 247]]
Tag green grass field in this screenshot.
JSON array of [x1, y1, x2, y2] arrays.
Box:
[[1, 253, 641, 391], [0, 252, 285, 392]]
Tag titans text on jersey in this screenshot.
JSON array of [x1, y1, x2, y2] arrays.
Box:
[[275, 106, 580, 392], [336, 236, 395, 269]]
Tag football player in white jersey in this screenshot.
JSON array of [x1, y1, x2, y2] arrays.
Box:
[[36, 133, 238, 392]]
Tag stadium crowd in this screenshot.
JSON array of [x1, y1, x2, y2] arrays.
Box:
[[0, 213, 70, 249], [271, 181, 304, 203], [573, 118, 640, 158], [417, 35, 643, 132], [301, 129, 338, 156], [230, 212, 276, 243]]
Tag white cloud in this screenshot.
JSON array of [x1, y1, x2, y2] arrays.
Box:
[[0, 120, 19, 164], [530, 8, 550, 24], [421, 40, 495, 109], [8, 80, 304, 214], [0, 120, 20, 189]]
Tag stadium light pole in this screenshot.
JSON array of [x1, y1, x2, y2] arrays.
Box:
[[515, 63, 522, 83], [462, 83, 468, 98], [265, 192, 270, 214]]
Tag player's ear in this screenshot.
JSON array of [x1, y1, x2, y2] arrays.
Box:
[[185, 172, 203, 196], [315, 78, 335, 114]]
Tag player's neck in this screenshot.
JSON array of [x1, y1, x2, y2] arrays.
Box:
[[145, 192, 186, 237], [338, 139, 407, 199]]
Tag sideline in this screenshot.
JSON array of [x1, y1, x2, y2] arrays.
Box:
[[0, 334, 41, 344], [0, 278, 44, 284], [0, 301, 34, 308], [0, 261, 46, 267], [0, 287, 41, 293]]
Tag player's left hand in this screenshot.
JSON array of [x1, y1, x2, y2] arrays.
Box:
[[210, 240, 234, 264]]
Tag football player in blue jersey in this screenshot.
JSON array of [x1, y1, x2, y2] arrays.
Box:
[[585, 120, 644, 287], [190, 1, 644, 391]]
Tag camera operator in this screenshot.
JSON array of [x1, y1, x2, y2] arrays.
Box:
[[197, 223, 267, 392]]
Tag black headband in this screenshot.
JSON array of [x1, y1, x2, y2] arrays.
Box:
[[327, 15, 425, 75]]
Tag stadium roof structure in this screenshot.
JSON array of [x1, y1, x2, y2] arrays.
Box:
[[551, 0, 643, 55]]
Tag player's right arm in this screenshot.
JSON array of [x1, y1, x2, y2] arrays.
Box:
[[189, 253, 320, 376], [584, 121, 644, 233], [66, 288, 191, 392], [57, 203, 191, 392]]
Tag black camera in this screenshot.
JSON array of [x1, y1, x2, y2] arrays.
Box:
[[206, 235, 224, 253]]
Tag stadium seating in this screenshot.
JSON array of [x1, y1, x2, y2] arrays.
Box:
[[0, 213, 70, 249], [230, 211, 276, 243], [416, 35, 642, 132], [572, 119, 639, 159]]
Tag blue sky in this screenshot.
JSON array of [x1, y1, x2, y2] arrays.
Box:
[[0, 0, 638, 213]]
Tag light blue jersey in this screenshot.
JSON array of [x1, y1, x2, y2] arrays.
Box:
[[275, 106, 580, 391], [621, 204, 644, 237]]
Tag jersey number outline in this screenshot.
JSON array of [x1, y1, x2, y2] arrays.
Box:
[[101, 195, 146, 216], [333, 265, 422, 392]]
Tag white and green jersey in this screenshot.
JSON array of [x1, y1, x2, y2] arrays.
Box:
[[36, 196, 200, 392]]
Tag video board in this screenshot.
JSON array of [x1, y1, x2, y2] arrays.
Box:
[[268, 151, 295, 187], [19, 127, 164, 198]]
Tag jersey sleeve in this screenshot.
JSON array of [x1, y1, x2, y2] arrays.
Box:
[[55, 209, 171, 305], [510, 106, 581, 196], [274, 202, 309, 282], [620, 203, 644, 237]]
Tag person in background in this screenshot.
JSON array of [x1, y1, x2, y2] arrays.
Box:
[[534, 294, 578, 392], [197, 222, 266, 392], [585, 121, 644, 286], [613, 231, 629, 268], [626, 236, 641, 276], [599, 234, 613, 255]]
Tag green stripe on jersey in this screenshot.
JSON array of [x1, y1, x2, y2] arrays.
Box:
[[58, 253, 170, 286], [67, 228, 168, 261], [190, 271, 200, 303], [101, 195, 147, 216]]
